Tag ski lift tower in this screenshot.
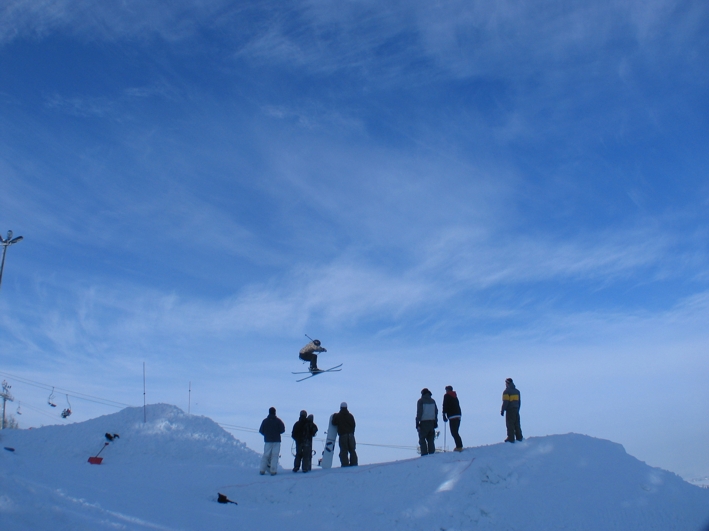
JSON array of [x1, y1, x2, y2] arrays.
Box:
[[0, 231, 23, 429], [0, 380, 14, 430], [0, 230, 24, 289]]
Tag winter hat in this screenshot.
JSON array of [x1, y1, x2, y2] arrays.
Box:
[[445, 385, 453, 391], [421, 388, 431, 396], [340, 402, 347, 408], [505, 378, 514, 385], [300, 410, 307, 418], [269, 407, 276, 415], [307, 414, 314, 421]]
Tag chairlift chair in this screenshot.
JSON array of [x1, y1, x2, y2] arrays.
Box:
[[61, 394, 72, 418], [47, 387, 56, 407]]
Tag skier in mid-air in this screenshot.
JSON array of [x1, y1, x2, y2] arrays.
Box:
[[299, 339, 327, 372]]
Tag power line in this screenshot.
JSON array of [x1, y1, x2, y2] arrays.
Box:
[[0, 371, 134, 409]]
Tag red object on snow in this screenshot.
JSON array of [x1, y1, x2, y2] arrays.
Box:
[[88, 441, 110, 464]]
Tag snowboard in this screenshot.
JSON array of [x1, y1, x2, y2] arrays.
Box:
[[318, 413, 338, 469], [292, 364, 343, 382]]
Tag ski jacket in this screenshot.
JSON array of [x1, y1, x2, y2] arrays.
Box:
[[501, 385, 521, 413], [332, 407, 356, 435], [305, 417, 318, 441], [416, 392, 438, 425], [259, 413, 286, 443], [442, 391, 461, 420], [292, 418, 318, 441], [299, 341, 326, 356], [291, 418, 309, 441]]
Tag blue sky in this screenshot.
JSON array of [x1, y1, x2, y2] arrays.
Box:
[[1, 0, 708, 477]]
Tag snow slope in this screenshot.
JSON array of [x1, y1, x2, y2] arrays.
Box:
[[1, 404, 707, 531]]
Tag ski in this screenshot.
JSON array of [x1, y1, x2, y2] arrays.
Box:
[[293, 364, 343, 382]]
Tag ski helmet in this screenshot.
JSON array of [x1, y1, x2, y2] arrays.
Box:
[[313, 339, 321, 346]]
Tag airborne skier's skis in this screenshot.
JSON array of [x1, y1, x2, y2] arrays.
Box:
[[292, 364, 343, 382]]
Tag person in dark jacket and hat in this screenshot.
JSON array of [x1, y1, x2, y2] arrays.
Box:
[[416, 388, 438, 456], [292, 410, 318, 473], [300, 414, 318, 472], [332, 402, 357, 466], [291, 410, 308, 472], [442, 385, 464, 452], [259, 407, 286, 475], [501, 378, 523, 443]]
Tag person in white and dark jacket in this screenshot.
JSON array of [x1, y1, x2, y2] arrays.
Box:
[[259, 407, 285, 475], [416, 388, 438, 456]]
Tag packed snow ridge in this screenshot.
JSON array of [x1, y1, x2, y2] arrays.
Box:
[[1, 404, 707, 531]]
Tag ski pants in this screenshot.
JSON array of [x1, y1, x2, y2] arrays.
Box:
[[505, 408, 523, 441], [293, 440, 304, 471], [294, 439, 313, 472], [448, 416, 463, 449], [338, 433, 358, 467], [260, 442, 281, 474], [299, 352, 318, 369], [418, 420, 436, 455]]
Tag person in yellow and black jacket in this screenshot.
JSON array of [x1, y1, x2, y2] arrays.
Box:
[[501, 378, 523, 443]]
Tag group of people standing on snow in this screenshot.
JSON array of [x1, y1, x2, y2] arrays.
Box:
[[258, 339, 523, 474], [416, 385, 466, 455], [417, 378, 523, 457], [258, 400, 358, 475]]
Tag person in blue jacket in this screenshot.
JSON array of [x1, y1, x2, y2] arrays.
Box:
[[501, 378, 523, 443]]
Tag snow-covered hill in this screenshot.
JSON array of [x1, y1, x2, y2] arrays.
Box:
[[1, 404, 707, 530]]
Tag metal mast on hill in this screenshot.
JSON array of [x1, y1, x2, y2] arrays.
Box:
[[0, 230, 24, 289], [0, 230, 23, 430]]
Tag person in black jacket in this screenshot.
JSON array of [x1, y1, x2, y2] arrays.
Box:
[[259, 407, 285, 475], [291, 410, 308, 472], [442, 385, 464, 452], [300, 414, 318, 473], [332, 402, 357, 467], [292, 410, 319, 472]]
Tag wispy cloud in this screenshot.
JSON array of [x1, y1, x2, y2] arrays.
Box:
[[0, 0, 235, 44]]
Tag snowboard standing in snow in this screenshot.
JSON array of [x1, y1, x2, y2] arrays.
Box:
[[318, 414, 338, 469]]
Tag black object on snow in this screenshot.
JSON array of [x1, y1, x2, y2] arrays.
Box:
[[3, 447, 15, 452], [105, 433, 120, 441], [217, 493, 238, 505]]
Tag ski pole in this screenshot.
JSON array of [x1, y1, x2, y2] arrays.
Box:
[[95, 442, 109, 457], [444, 426, 447, 452], [305, 334, 314, 342]]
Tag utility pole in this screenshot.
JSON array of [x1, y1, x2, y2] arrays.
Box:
[[1, 231, 24, 429], [0, 380, 14, 430], [0, 230, 24, 289]]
